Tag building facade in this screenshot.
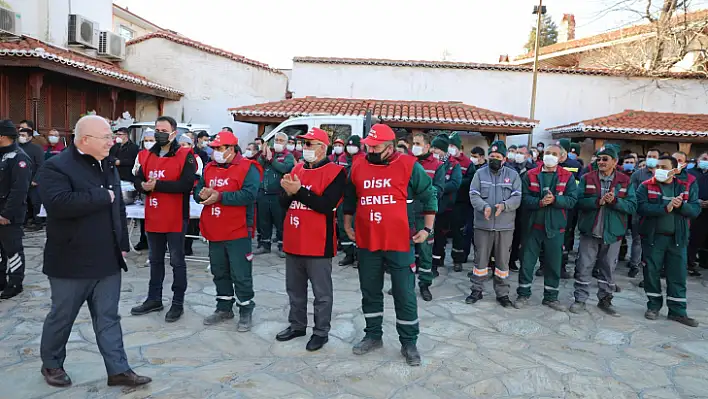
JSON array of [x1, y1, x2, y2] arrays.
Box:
[[112, 4, 164, 42]]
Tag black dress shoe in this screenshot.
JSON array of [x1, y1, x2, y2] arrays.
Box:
[[42, 367, 72, 387], [275, 327, 306, 342], [107, 369, 152, 386], [133, 242, 148, 251], [306, 335, 328, 351], [0, 284, 22, 300], [130, 300, 163, 316], [419, 285, 433, 302], [165, 305, 183, 323], [339, 254, 356, 266]]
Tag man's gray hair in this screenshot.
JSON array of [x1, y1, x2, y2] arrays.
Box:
[[74, 115, 110, 139], [274, 132, 288, 141], [546, 143, 565, 155]]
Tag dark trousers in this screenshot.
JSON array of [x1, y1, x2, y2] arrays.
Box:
[[209, 238, 254, 313], [688, 213, 708, 266], [0, 224, 25, 285], [137, 220, 148, 246], [432, 211, 452, 268], [562, 209, 578, 267], [27, 186, 43, 223], [463, 205, 475, 260], [147, 222, 188, 305], [257, 193, 284, 250], [285, 255, 333, 337], [185, 219, 200, 252], [40, 273, 130, 376], [451, 202, 472, 263]]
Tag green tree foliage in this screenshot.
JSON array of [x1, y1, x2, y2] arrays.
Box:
[[524, 14, 558, 53]]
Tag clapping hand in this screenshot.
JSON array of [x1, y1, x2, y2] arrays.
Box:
[[200, 183, 219, 205], [141, 177, 157, 192], [603, 191, 615, 205], [281, 173, 301, 196], [484, 206, 492, 220], [541, 190, 555, 206], [199, 186, 214, 200], [671, 196, 683, 209], [265, 145, 273, 161]]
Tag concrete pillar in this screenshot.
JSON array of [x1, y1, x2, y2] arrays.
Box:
[[678, 142, 692, 155]]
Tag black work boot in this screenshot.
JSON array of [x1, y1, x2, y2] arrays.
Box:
[[628, 265, 640, 278], [597, 296, 620, 317], [419, 285, 433, 302], [165, 304, 184, 323], [535, 266, 544, 277], [352, 337, 383, 355], [130, 300, 164, 316], [465, 291, 483, 304], [237, 308, 253, 332], [496, 296, 513, 308], [203, 310, 235, 326], [668, 314, 699, 327], [339, 253, 356, 266], [509, 261, 519, 272], [400, 343, 421, 366], [453, 263, 462, 272], [561, 266, 572, 279], [0, 284, 22, 300]]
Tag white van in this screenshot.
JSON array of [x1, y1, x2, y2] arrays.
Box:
[[128, 122, 212, 143], [260, 114, 378, 144]]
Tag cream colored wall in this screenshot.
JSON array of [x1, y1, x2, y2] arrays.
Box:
[[112, 14, 157, 39]]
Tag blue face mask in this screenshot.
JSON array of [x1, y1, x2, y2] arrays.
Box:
[[568, 153, 577, 160], [646, 158, 658, 168], [623, 163, 635, 172], [687, 162, 696, 170], [699, 160, 708, 170]]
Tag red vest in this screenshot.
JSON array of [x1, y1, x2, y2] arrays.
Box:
[[140, 147, 190, 233], [199, 156, 253, 241], [454, 153, 472, 175], [351, 152, 416, 252], [526, 165, 573, 195], [418, 154, 442, 179], [328, 152, 349, 167], [643, 175, 692, 202], [583, 170, 630, 198], [283, 162, 344, 256]]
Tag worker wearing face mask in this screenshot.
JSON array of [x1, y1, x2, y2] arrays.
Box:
[[195, 131, 260, 331], [570, 143, 584, 167], [241, 142, 264, 243], [110, 128, 139, 183], [328, 138, 348, 166], [430, 134, 462, 275], [18, 128, 45, 232], [132, 130, 156, 252], [637, 155, 700, 327], [43, 129, 66, 160], [671, 150, 701, 277], [337, 135, 365, 267], [447, 133, 476, 271], [255, 132, 295, 257], [470, 147, 486, 169], [688, 152, 708, 274], [515, 144, 578, 312], [343, 123, 436, 367], [287, 137, 302, 161]]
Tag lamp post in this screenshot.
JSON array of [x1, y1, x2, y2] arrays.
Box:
[[528, 0, 545, 148]]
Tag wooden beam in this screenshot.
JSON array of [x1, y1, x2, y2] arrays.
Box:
[[496, 133, 507, 143], [679, 142, 692, 155], [257, 123, 265, 137], [109, 88, 119, 120], [28, 71, 44, 129], [594, 139, 605, 151], [157, 98, 165, 115]]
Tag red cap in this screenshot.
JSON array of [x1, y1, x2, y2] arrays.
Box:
[[297, 127, 330, 146], [333, 138, 345, 145], [209, 131, 238, 147], [361, 124, 395, 146]]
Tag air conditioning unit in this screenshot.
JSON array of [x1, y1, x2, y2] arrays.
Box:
[[68, 14, 98, 49], [98, 31, 126, 60], [0, 6, 21, 36]]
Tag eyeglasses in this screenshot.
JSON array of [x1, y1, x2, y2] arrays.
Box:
[[598, 156, 613, 162], [303, 142, 321, 148], [85, 135, 113, 141]]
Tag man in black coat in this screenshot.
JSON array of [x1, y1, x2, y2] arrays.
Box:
[[18, 127, 45, 231], [37, 115, 151, 388], [109, 127, 139, 182]]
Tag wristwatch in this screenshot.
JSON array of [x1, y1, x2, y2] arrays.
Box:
[[423, 227, 433, 234]]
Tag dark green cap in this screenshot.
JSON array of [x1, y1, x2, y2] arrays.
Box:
[[347, 135, 361, 147], [449, 132, 462, 149], [570, 143, 581, 155], [597, 146, 618, 159], [431, 133, 450, 153], [488, 140, 507, 157], [556, 138, 571, 153]]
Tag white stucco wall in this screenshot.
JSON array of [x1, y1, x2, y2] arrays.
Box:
[[5, 0, 112, 47], [122, 38, 287, 143], [289, 62, 708, 150]]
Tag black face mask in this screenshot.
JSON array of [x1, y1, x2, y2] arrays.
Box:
[[367, 146, 391, 165], [489, 159, 502, 172], [155, 132, 171, 147]]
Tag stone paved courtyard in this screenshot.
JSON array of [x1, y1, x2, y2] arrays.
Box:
[[2, 229, 708, 399]]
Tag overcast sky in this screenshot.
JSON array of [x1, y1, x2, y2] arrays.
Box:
[[114, 0, 708, 69]]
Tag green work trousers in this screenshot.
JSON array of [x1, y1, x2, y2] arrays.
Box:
[[643, 235, 688, 317], [209, 237, 255, 313], [358, 247, 419, 345], [414, 215, 434, 287], [337, 205, 356, 256], [517, 229, 564, 301], [257, 193, 284, 250]]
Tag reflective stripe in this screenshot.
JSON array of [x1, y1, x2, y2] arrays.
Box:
[[424, 169, 436, 174], [648, 190, 661, 195], [364, 312, 384, 318], [216, 296, 234, 300], [235, 299, 252, 306], [544, 285, 559, 291], [473, 268, 489, 277], [619, 188, 627, 193], [518, 283, 532, 288], [575, 280, 590, 285], [585, 185, 597, 189], [432, 255, 442, 259], [9, 259, 22, 272], [511, 191, 522, 195], [451, 248, 464, 253], [471, 190, 481, 195], [646, 292, 662, 297], [414, 254, 420, 258], [418, 267, 432, 273], [406, 199, 414, 204], [662, 196, 674, 201], [481, 181, 492, 185], [494, 268, 509, 279], [8, 254, 19, 263], [341, 241, 353, 246], [557, 182, 567, 187], [460, 167, 468, 171], [597, 279, 615, 286], [396, 318, 419, 325], [530, 182, 540, 187], [667, 296, 687, 302]]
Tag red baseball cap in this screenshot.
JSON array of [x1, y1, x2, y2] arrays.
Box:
[[333, 138, 345, 145], [361, 124, 395, 146], [209, 131, 238, 147], [297, 127, 330, 146]]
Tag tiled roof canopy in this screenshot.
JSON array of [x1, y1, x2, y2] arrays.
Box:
[[0, 36, 182, 98], [547, 110, 708, 138], [229, 97, 537, 130], [514, 9, 708, 61], [292, 56, 706, 79], [127, 32, 282, 74]]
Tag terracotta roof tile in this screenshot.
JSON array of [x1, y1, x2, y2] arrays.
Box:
[[127, 32, 281, 74], [229, 97, 537, 128], [514, 9, 708, 61], [547, 110, 708, 137], [292, 56, 706, 79], [0, 36, 182, 96]]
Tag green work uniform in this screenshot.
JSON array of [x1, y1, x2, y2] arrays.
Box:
[[337, 153, 358, 257], [194, 164, 260, 313], [637, 178, 700, 317], [343, 162, 437, 345], [431, 159, 462, 268], [257, 150, 294, 250], [450, 158, 475, 264], [517, 169, 578, 301], [415, 158, 446, 287]]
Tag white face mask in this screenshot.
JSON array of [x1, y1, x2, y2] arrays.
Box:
[[543, 154, 559, 168], [213, 150, 228, 164], [18, 137, 29, 144], [244, 150, 253, 158], [433, 153, 441, 160], [333, 146, 344, 154], [448, 147, 458, 157], [655, 168, 670, 182], [514, 153, 526, 164], [678, 163, 686, 170], [274, 143, 284, 152], [295, 144, 303, 151], [144, 141, 156, 150], [286, 144, 295, 151], [470, 157, 480, 165], [48, 136, 59, 144], [411, 145, 424, 157], [346, 145, 359, 155], [303, 149, 317, 163], [115, 137, 123, 144]]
